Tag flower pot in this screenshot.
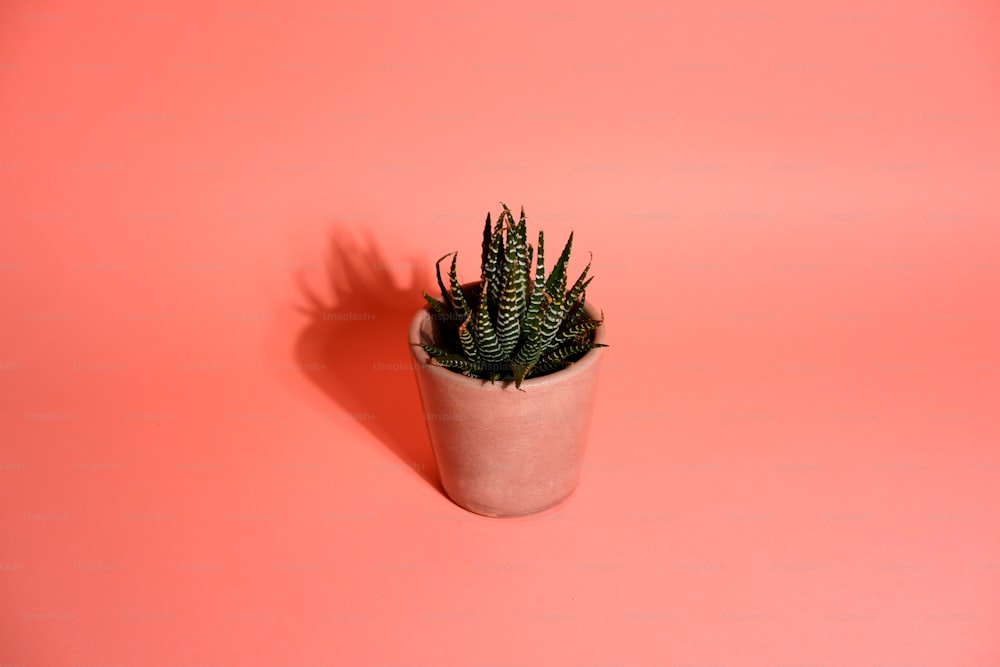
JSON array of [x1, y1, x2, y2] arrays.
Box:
[[407, 286, 605, 517]]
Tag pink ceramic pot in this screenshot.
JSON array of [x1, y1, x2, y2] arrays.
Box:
[[407, 287, 605, 517]]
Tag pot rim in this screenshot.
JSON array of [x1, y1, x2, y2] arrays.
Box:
[[407, 282, 606, 391]]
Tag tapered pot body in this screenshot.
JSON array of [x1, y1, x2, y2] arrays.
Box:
[[408, 292, 605, 517]]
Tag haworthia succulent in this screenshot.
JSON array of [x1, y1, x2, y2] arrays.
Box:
[[420, 205, 607, 389]]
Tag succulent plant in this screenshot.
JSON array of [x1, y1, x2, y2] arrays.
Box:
[[419, 203, 607, 388]]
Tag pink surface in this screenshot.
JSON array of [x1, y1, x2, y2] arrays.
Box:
[[2, 0, 999, 665]]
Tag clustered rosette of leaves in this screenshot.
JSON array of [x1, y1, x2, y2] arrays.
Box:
[[419, 203, 606, 388]]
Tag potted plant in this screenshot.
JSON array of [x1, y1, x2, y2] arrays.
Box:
[[408, 203, 607, 517]]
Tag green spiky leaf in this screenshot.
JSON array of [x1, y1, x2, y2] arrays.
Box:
[[457, 315, 479, 362], [544, 231, 574, 297], [419, 343, 451, 358], [434, 254, 455, 312], [480, 212, 492, 281], [536, 342, 608, 368], [514, 207, 529, 326], [422, 291, 448, 316], [482, 222, 504, 310], [557, 312, 605, 346], [538, 289, 567, 352], [474, 279, 502, 361], [447, 253, 469, 323], [428, 354, 481, 373], [496, 256, 521, 356]]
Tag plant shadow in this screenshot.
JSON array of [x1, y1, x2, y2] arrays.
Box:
[[293, 225, 440, 490]]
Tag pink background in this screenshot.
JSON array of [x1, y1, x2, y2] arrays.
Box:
[[2, 0, 999, 664]]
